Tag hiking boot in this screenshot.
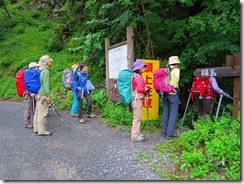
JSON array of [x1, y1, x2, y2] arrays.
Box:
[[70, 114, 78, 117], [131, 135, 146, 142], [38, 131, 53, 137], [79, 118, 86, 124], [87, 113, 96, 118], [166, 135, 178, 140], [25, 124, 33, 129]]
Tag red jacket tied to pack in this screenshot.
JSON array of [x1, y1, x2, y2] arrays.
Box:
[[15, 69, 26, 97]]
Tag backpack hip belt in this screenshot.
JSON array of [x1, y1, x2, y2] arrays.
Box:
[[132, 91, 144, 101]]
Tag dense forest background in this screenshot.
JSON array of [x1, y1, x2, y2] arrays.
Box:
[[0, 0, 241, 180], [0, 0, 240, 111]]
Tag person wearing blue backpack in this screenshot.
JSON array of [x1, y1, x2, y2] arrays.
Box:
[[131, 60, 150, 142], [72, 62, 96, 124], [24, 62, 41, 129]]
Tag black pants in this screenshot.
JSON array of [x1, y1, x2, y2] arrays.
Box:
[[77, 92, 92, 119], [195, 97, 212, 119]]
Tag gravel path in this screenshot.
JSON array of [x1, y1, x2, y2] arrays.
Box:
[[0, 100, 165, 180]]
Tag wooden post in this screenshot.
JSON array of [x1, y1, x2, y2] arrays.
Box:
[[127, 27, 134, 69], [105, 38, 111, 96], [226, 55, 235, 66], [232, 54, 240, 120]]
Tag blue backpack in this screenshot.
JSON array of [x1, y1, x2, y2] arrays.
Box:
[[24, 69, 41, 95], [117, 69, 134, 106]]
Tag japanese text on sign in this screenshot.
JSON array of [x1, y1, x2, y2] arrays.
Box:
[[201, 68, 216, 77], [141, 60, 159, 120]]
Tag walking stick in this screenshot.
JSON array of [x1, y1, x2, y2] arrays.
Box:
[[215, 94, 223, 122], [214, 93, 233, 122], [49, 102, 70, 130], [180, 91, 191, 126], [31, 97, 35, 124], [145, 90, 149, 141]]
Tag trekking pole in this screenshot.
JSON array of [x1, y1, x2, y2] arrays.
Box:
[[32, 97, 35, 123], [49, 102, 70, 130], [215, 94, 223, 122], [145, 89, 150, 141], [180, 91, 191, 127]]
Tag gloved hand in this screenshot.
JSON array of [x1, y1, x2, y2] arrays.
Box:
[[145, 86, 150, 96], [222, 91, 229, 98]]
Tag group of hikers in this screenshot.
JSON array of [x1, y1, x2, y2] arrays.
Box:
[[129, 56, 229, 142], [20, 54, 228, 141], [22, 55, 97, 137]]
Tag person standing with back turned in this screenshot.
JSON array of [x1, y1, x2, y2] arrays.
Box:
[[24, 62, 41, 129], [33, 55, 53, 137], [162, 56, 180, 140], [194, 75, 229, 119]]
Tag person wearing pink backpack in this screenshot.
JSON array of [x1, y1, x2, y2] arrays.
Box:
[[162, 56, 180, 140]]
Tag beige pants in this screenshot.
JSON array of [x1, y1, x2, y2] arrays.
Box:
[[33, 95, 49, 134], [131, 100, 142, 140]]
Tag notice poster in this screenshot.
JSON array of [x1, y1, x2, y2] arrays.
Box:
[[108, 44, 128, 79]]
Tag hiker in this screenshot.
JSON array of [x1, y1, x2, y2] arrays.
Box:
[[131, 60, 150, 142], [33, 55, 53, 136], [72, 62, 96, 124], [70, 63, 79, 117], [23, 62, 41, 129], [194, 76, 229, 119], [162, 56, 180, 140]]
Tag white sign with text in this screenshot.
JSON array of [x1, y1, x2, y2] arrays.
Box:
[[108, 44, 128, 79]]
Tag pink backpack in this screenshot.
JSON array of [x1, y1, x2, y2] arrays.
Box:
[[153, 68, 175, 93]]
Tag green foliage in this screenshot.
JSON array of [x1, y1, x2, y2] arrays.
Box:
[[0, 77, 17, 99], [151, 108, 240, 180], [90, 88, 107, 109], [101, 101, 132, 127], [0, 1, 240, 180]]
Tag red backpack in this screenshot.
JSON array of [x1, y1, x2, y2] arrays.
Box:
[[190, 76, 214, 101], [153, 68, 175, 94], [15, 69, 26, 97]]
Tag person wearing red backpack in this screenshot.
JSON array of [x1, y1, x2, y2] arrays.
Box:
[[194, 76, 228, 119], [23, 62, 41, 129], [162, 56, 180, 140]]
